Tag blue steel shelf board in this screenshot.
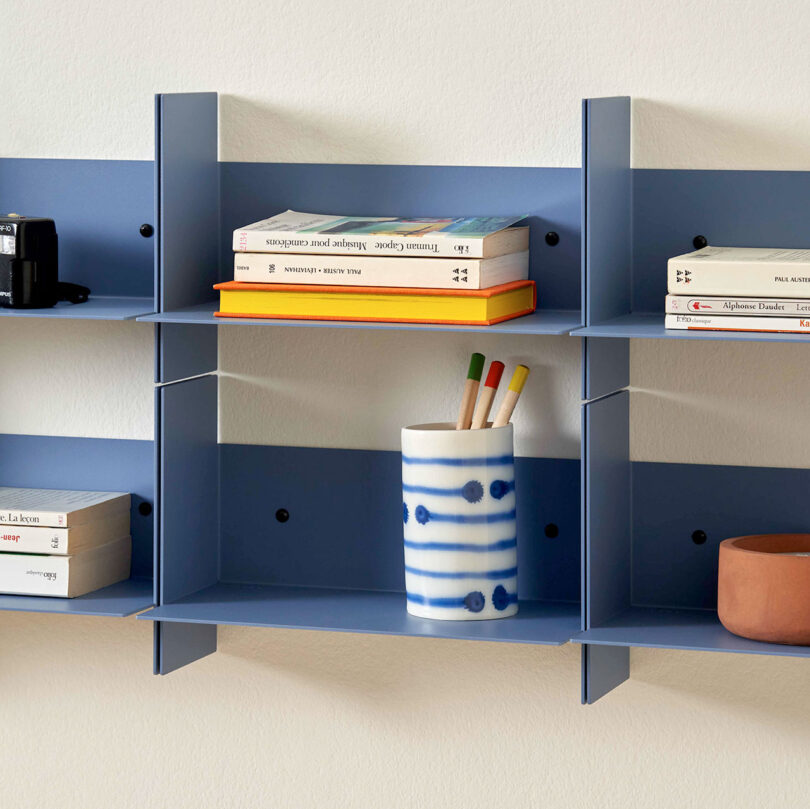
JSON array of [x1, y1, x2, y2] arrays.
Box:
[[139, 584, 580, 644], [138, 303, 581, 335], [0, 578, 153, 617], [573, 313, 810, 343], [573, 607, 810, 657], [0, 296, 154, 321]]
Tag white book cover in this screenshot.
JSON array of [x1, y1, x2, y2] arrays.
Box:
[[665, 313, 810, 333], [232, 210, 529, 258], [233, 251, 529, 289], [668, 246, 810, 297], [0, 488, 130, 528], [0, 510, 131, 555], [666, 295, 810, 316], [0, 536, 131, 598]]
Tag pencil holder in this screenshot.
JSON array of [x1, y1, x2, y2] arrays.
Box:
[[401, 422, 518, 620]]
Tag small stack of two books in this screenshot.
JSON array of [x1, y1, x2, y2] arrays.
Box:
[[0, 489, 132, 598], [666, 247, 810, 334], [217, 211, 535, 326]]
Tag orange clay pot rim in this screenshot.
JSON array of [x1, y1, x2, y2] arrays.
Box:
[[722, 534, 810, 556]]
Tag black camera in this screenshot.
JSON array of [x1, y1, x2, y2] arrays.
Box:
[[0, 215, 89, 308]]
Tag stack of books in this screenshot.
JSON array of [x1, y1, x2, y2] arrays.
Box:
[[0, 488, 132, 597], [665, 246, 810, 334], [217, 211, 535, 326]]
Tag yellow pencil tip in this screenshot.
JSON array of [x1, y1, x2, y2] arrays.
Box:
[[508, 364, 530, 393]]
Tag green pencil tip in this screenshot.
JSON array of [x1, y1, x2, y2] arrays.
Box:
[[467, 352, 485, 381]]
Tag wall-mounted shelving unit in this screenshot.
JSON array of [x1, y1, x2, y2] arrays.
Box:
[[6, 91, 810, 701], [574, 96, 810, 703]]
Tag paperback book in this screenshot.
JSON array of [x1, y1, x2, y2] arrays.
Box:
[[0, 511, 131, 555], [0, 536, 131, 598], [666, 295, 810, 316], [233, 250, 529, 290], [668, 246, 810, 297], [665, 313, 810, 334], [233, 210, 529, 258], [0, 488, 130, 528]]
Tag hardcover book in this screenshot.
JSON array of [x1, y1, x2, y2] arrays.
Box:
[[0, 488, 130, 528], [233, 210, 529, 258], [214, 280, 536, 326], [233, 250, 529, 290], [0, 536, 131, 598], [668, 246, 810, 297]]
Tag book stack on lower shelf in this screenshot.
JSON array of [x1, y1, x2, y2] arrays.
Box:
[[0, 488, 132, 598], [217, 210, 536, 326], [666, 246, 810, 334]]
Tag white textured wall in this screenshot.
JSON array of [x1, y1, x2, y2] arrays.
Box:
[[4, 2, 810, 808]]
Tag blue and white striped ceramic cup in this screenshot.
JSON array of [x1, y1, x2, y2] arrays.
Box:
[[401, 422, 518, 620]]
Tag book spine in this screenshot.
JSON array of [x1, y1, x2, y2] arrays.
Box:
[[233, 253, 485, 288], [668, 261, 810, 297], [666, 295, 810, 316], [665, 314, 810, 333], [0, 525, 69, 554], [0, 509, 66, 528], [232, 230, 484, 258], [0, 554, 68, 597]]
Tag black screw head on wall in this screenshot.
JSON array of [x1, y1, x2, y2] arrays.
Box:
[[692, 235, 708, 250], [545, 231, 560, 247], [139, 223, 154, 238], [692, 529, 707, 545], [544, 523, 559, 538], [275, 508, 290, 523]]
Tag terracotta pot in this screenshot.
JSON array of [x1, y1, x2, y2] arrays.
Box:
[[718, 534, 810, 645]]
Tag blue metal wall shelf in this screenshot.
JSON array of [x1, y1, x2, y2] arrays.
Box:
[[6, 91, 810, 702], [138, 304, 580, 335]]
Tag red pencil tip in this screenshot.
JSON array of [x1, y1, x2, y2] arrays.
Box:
[[484, 361, 505, 388]]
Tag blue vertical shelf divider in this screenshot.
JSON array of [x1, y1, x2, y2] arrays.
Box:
[[579, 97, 632, 702], [152, 92, 220, 673]]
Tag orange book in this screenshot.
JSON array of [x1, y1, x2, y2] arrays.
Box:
[[214, 280, 536, 326]]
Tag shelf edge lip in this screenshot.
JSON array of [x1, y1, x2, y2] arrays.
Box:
[[570, 632, 810, 657], [136, 610, 572, 644]]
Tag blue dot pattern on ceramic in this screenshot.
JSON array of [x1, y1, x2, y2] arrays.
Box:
[[403, 502, 409, 524], [461, 480, 484, 503], [464, 590, 486, 613], [490, 479, 515, 500], [492, 584, 510, 611], [415, 505, 430, 524]]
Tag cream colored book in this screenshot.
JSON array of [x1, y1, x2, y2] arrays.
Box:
[[233, 250, 530, 289], [0, 536, 131, 598], [233, 210, 529, 258], [0, 488, 130, 528], [0, 510, 131, 555], [668, 246, 810, 297]]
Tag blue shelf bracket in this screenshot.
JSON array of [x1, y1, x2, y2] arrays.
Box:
[[153, 373, 219, 674], [155, 92, 219, 382]]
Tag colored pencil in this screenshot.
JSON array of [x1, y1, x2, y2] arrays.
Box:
[[492, 365, 530, 427], [471, 361, 505, 429], [456, 352, 485, 430]]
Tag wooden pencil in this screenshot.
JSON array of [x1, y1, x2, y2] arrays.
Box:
[[492, 364, 529, 427], [471, 361, 505, 429], [456, 352, 485, 430]]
